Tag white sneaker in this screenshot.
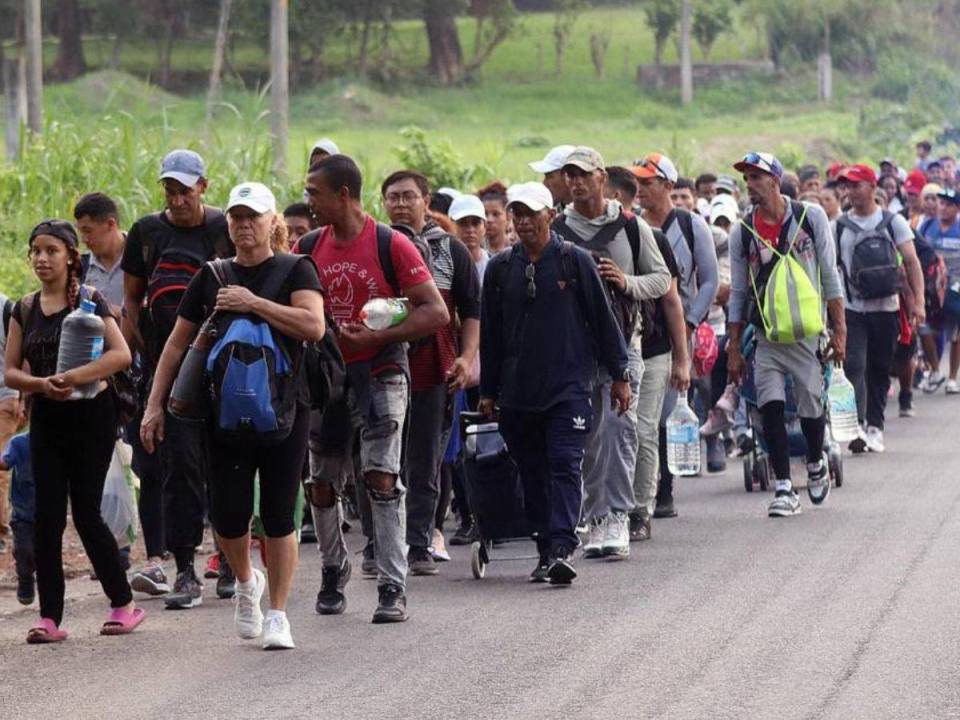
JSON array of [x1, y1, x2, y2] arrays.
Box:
[[234, 568, 265, 640], [924, 371, 945, 394], [601, 511, 630, 559], [582, 516, 607, 559], [947, 380, 960, 395], [865, 426, 885, 453], [262, 610, 295, 650]]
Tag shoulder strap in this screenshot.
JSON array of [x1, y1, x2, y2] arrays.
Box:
[[665, 208, 696, 257], [559, 240, 578, 283], [297, 228, 322, 257], [375, 222, 401, 297], [622, 213, 642, 274], [79, 252, 91, 284], [877, 210, 898, 240], [551, 215, 578, 244], [19, 291, 39, 333]]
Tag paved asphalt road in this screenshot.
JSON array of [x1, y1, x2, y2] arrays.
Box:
[[4, 391, 960, 720]]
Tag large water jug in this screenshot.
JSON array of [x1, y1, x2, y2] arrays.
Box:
[[828, 364, 859, 442], [56, 298, 105, 399], [666, 395, 701, 476]]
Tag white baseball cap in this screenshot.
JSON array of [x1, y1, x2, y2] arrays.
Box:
[[709, 194, 739, 225], [449, 194, 486, 222], [436, 187, 462, 201], [529, 145, 576, 174], [311, 137, 340, 157], [226, 182, 277, 214], [507, 182, 554, 212]]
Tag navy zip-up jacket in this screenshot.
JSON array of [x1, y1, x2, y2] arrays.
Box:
[[480, 234, 630, 412]]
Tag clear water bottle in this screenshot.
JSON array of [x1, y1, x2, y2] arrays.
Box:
[[56, 298, 105, 399], [828, 364, 859, 443], [360, 298, 409, 330], [666, 395, 701, 476]]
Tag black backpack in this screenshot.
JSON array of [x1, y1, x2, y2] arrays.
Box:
[[138, 207, 233, 364], [1, 294, 12, 339], [206, 255, 303, 447], [552, 211, 642, 342], [836, 211, 900, 300]]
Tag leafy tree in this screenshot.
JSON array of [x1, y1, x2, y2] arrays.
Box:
[[643, 0, 679, 88], [692, 0, 732, 61]]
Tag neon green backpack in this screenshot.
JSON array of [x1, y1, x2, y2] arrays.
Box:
[[741, 204, 824, 343]]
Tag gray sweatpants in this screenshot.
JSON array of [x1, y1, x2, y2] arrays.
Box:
[[754, 335, 824, 418], [582, 349, 644, 522], [632, 351, 671, 517]]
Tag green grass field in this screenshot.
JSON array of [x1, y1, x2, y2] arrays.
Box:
[[0, 5, 929, 296]]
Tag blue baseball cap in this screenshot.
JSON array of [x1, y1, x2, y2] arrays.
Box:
[[159, 149, 206, 188], [733, 151, 784, 180]]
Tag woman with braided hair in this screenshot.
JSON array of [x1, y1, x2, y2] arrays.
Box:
[[4, 219, 141, 643]]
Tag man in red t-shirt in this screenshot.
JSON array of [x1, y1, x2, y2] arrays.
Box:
[[381, 170, 481, 577], [298, 155, 449, 623]]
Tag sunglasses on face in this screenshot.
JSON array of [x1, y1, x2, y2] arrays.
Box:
[[525, 262, 536, 300]]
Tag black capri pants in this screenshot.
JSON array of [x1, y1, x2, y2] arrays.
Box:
[[209, 404, 309, 539]]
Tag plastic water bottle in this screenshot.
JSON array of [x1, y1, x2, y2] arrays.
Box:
[[360, 298, 409, 330], [666, 395, 701, 476], [828, 364, 859, 442], [55, 298, 105, 399]]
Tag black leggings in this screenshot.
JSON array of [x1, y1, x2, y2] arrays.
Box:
[[32, 392, 132, 625], [760, 401, 825, 481], [209, 406, 309, 539]]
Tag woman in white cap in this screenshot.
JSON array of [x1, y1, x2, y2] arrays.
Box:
[[141, 182, 326, 650], [449, 194, 490, 282]]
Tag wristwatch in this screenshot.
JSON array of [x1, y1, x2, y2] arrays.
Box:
[[620, 367, 634, 383]]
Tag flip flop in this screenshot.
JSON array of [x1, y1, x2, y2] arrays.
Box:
[[100, 607, 146, 636], [26, 618, 68, 644]]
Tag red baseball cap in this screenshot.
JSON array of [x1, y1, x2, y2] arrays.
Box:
[[903, 169, 927, 195], [826, 161, 846, 180], [837, 163, 877, 186]]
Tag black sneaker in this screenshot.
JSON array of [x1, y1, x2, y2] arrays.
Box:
[[360, 540, 377, 578], [216, 555, 236, 599], [547, 550, 576, 585], [164, 568, 203, 610], [372, 584, 408, 624], [408, 546, 438, 576], [653, 499, 678, 518], [16, 575, 35, 605], [529, 555, 550, 583], [316, 558, 351, 615], [449, 518, 478, 546], [628, 512, 651, 542], [300, 522, 317, 544]]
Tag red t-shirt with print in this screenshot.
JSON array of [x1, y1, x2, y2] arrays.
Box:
[[299, 215, 432, 364], [753, 211, 783, 250]]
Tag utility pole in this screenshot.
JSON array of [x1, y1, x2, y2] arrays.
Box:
[[24, 0, 43, 134], [206, 0, 233, 124], [270, 0, 289, 177], [680, 0, 693, 106]]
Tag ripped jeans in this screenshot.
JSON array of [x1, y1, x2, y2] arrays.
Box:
[[308, 370, 410, 590]]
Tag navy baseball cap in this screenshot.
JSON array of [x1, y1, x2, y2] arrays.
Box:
[[159, 149, 206, 188]]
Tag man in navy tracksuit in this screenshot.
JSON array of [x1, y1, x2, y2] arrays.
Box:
[[479, 182, 632, 586]]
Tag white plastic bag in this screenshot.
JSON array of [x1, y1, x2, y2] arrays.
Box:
[[101, 442, 138, 545]]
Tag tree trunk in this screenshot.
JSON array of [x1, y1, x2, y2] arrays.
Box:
[[2, 43, 27, 159], [24, 0, 42, 135], [357, 6, 374, 76], [53, 0, 87, 81], [680, 0, 693, 105], [654, 37, 665, 90], [818, 16, 832, 102], [111, 33, 124, 69], [206, 0, 233, 123], [270, 0, 289, 177], [423, 0, 464, 85]]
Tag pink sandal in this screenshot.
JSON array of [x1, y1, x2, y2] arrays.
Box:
[[100, 606, 146, 636], [26, 618, 68, 644]]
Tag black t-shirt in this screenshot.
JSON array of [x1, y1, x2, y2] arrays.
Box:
[[12, 292, 112, 379], [121, 208, 233, 358], [642, 231, 680, 360], [121, 209, 231, 280], [177, 254, 322, 365]]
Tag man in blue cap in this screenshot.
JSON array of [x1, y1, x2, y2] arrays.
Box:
[[726, 152, 846, 518], [122, 149, 234, 608]]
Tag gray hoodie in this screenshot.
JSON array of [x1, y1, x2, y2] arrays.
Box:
[[563, 200, 672, 348]]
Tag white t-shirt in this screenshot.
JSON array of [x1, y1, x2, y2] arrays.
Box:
[[834, 209, 913, 313]]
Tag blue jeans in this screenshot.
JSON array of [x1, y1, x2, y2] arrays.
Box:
[[499, 397, 592, 556]]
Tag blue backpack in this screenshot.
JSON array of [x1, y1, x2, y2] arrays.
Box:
[[205, 255, 303, 446]]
